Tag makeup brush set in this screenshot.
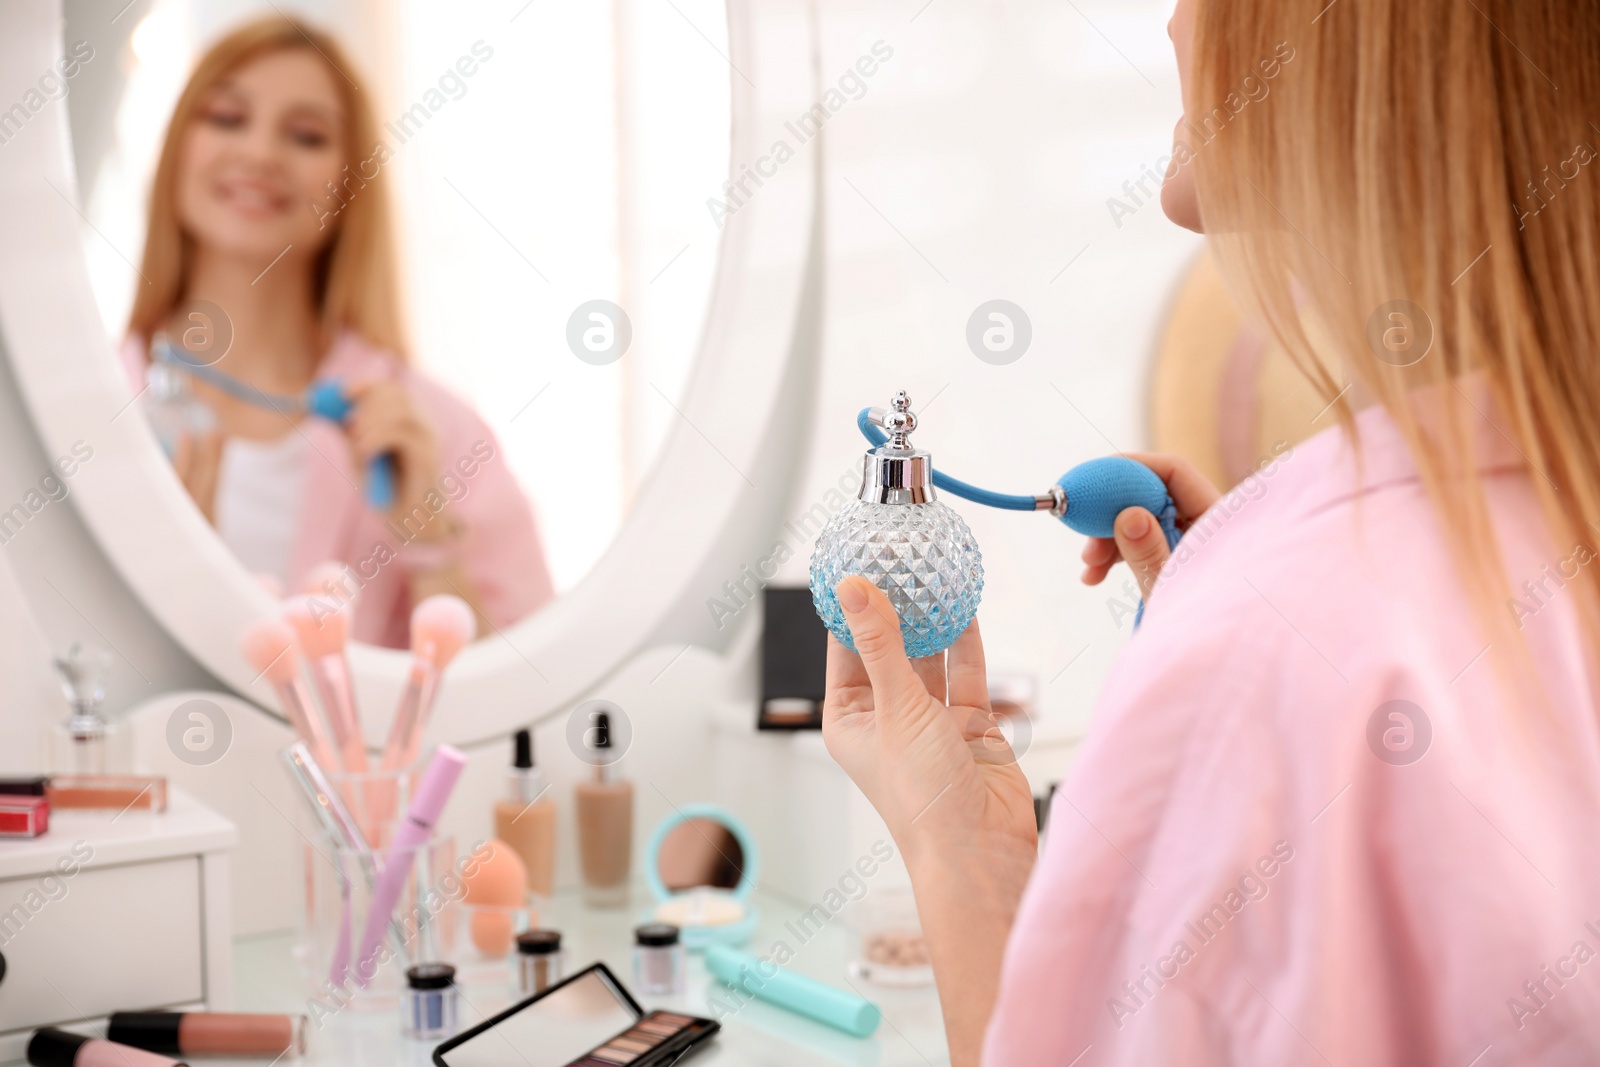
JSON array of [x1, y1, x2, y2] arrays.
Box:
[[238, 574, 477, 994]]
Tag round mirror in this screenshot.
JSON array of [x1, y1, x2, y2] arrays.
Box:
[[1, 0, 820, 733], [656, 816, 745, 892], [644, 804, 759, 946], [72, 0, 727, 646]]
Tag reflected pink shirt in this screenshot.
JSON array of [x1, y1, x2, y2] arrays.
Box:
[[986, 394, 1600, 1065], [121, 333, 556, 647]]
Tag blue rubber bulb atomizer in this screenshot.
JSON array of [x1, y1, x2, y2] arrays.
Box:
[[809, 390, 1185, 653]]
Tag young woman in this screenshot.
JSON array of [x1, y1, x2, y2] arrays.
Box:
[[121, 16, 554, 647], [825, 0, 1600, 1063]]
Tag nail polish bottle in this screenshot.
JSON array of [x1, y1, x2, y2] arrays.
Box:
[[493, 729, 557, 901], [574, 712, 632, 908]]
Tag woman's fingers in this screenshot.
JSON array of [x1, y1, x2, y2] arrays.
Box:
[[1114, 506, 1171, 601], [912, 652, 947, 703], [946, 619, 991, 712], [834, 576, 927, 716], [1118, 451, 1221, 520], [825, 633, 871, 698]]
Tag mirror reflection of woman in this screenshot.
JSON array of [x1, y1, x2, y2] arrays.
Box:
[[120, 16, 554, 647]]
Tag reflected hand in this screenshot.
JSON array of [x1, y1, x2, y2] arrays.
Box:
[[822, 576, 1036, 866], [1079, 451, 1220, 601], [344, 377, 448, 539], [173, 430, 223, 525]]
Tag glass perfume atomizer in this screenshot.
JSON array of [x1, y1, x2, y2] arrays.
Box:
[[51, 642, 129, 775], [810, 391, 1183, 657]]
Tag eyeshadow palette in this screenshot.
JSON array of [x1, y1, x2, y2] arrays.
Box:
[[432, 964, 718, 1067], [568, 1011, 711, 1066]]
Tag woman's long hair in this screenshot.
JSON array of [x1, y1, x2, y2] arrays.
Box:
[[127, 14, 405, 357], [1192, 0, 1600, 683]]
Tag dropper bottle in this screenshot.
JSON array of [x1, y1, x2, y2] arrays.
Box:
[[493, 729, 557, 902], [574, 711, 633, 908]]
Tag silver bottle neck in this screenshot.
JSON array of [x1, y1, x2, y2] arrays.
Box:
[[858, 448, 936, 504]]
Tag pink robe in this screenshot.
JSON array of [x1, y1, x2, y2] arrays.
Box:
[[122, 332, 555, 647], [986, 391, 1600, 1065]]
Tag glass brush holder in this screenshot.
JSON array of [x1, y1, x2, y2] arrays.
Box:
[[293, 759, 459, 1008], [810, 392, 983, 659]]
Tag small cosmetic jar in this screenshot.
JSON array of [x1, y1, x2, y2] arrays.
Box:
[[402, 963, 459, 1040], [633, 923, 686, 995], [516, 929, 564, 995]]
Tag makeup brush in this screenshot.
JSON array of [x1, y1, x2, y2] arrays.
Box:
[[240, 618, 339, 776], [370, 596, 475, 827], [379, 596, 475, 775], [283, 596, 368, 778]]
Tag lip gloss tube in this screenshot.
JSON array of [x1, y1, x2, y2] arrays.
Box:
[[26, 1028, 187, 1067], [107, 1013, 308, 1058], [0, 795, 49, 838], [352, 745, 467, 986], [45, 775, 168, 813]]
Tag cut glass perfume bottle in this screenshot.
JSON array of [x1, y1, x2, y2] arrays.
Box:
[[809, 392, 983, 659]]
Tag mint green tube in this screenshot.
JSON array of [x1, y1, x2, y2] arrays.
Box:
[[703, 943, 881, 1037]]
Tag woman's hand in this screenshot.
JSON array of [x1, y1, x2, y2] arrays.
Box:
[[823, 577, 1036, 864], [823, 576, 1036, 1067], [1079, 451, 1220, 600], [173, 430, 223, 525], [343, 377, 449, 540]]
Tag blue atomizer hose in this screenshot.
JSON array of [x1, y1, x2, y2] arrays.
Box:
[[855, 408, 1182, 624]]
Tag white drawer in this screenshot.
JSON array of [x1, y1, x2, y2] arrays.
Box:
[[0, 856, 205, 1035]]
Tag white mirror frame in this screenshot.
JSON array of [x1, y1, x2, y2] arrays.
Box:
[[0, 0, 822, 744]]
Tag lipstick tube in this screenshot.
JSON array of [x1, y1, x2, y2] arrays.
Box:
[[26, 1028, 186, 1067], [106, 1013, 307, 1058]]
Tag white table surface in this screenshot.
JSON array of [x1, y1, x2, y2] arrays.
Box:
[[225, 886, 950, 1067]]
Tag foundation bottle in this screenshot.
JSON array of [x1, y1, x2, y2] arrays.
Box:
[[575, 711, 633, 908], [493, 729, 557, 901]]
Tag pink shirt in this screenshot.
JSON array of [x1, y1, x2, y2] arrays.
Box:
[[122, 333, 555, 647], [987, 393, 1600, 1065]]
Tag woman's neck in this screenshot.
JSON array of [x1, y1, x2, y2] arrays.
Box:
[[174, 245, 323, 393]]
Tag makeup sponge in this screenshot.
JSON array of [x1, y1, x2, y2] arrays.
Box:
[[462, 840, 528, 958]]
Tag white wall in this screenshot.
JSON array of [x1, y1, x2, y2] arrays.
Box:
[[773, 0, 1201, 778]]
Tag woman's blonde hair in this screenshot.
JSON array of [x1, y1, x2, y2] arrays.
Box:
[[1192, 0, 1600, 678], [127, 14, 405, 357]]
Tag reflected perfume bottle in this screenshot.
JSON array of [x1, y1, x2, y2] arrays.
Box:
[[142, 340, 217, 458], [50, 642, 129, 775]]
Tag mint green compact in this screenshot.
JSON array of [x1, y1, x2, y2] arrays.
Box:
[[642, 804, 759, 949]]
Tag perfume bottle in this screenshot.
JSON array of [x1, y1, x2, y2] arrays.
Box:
[[810, 392, 984, 659], [50, 642, 129, 775], [142, 343, 217, 458]]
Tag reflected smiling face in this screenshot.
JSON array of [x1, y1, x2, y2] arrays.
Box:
[[1162, 0, 1204, 233], [176, 48, 347, 262]]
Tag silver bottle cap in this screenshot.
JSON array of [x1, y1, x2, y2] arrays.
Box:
[[859, 391, 935, 505]]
